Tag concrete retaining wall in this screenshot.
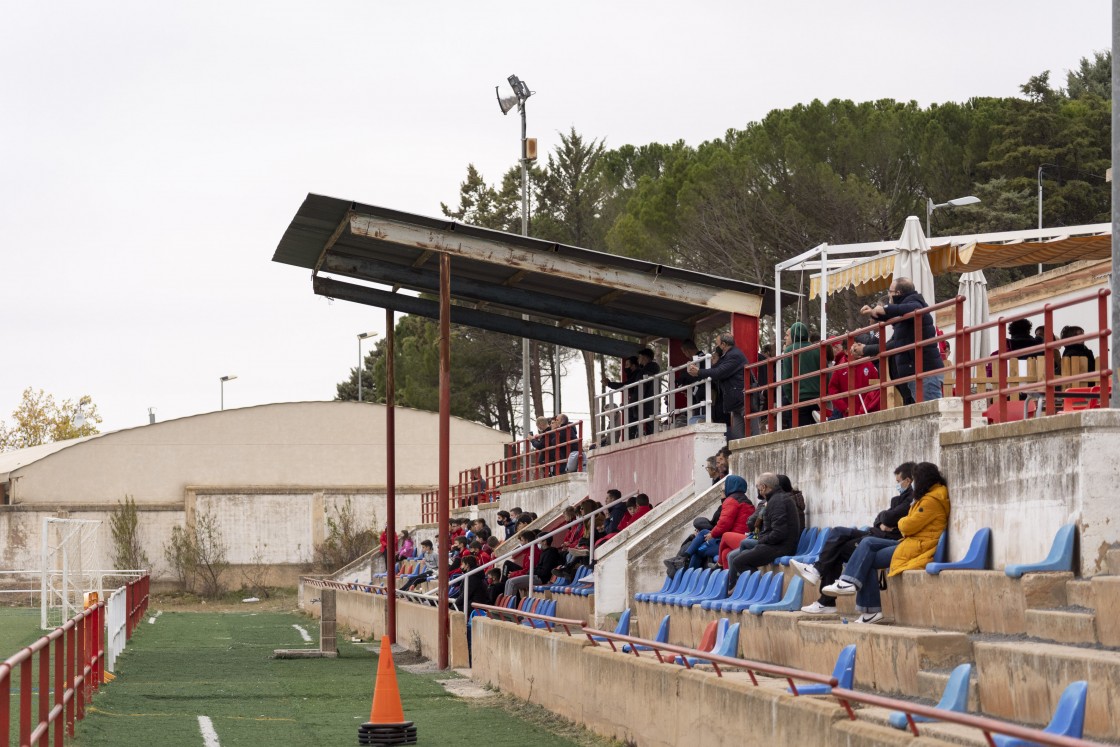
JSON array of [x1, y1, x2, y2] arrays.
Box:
[[471, 617, 918, 747], [940, 409, 1120, 574]]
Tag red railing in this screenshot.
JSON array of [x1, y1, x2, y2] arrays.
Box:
[[420, 421, 585, 523], [473, 604, 585, 635], [581, 627, 837, 690], [125, 574, 150, 641], [1, 603, 104, 747], [830, 687, 1103, 746], [957, 289, 1111, 427], [745, 289, 1111, 431]]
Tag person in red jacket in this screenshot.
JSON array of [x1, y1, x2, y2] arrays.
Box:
[[595, 494, 654, 547], [683, 476, 754, 568], [826, 335, 881, 420]]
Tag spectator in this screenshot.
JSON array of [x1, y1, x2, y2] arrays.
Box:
[[448, 519, 465, 543], [636, 347, 661, 435], [687, 333, 748, 441], [535, 535, 564, 586], [471, 518, 492, 542], [504, 530, 542, 600], [822, 462, 950, 624], [453, 555, 487, 614], [602, 356, 641, 439], [726, 473, 802, 590], [550, 414, 581, 474], [704, 456, 720, 484], [450, 536, 469, 565], [1033, 325, 1046, 340], [401, 540, 438, 591], [397, 530, 415, 559], [854, 277, 943, 405], [683, 475, 754, 568], [484, 568, 504, 604], [467, 467, 488, 506], [601, 489, 626, 534], [792, 462, 917, 613], [826, 334, 881, 420], [780, 322, 822, 428], [747, 344, 773, 436], [1060, 326, 1096, 372], [1007, 318, 1043, 359], [597, 494, 652, 546], [557, 506, 584, 553], [677, 339, 708, 424], [708, 346, 729, 430], [496, 510, 515, 540], [479, 536, 498, 566]]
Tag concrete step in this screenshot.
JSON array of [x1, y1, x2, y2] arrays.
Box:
[[1064, 579, 1094, 608], [1023, 608, 1097, 645], [1092, 576, 1120, 647], [916, 667, 979, 712]]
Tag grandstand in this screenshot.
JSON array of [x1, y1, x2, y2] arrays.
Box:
[[279, 196, 1119, 746]]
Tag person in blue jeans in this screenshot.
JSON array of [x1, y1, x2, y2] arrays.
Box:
[[822, 462, 950, 624], [684, 475, 753, 568]]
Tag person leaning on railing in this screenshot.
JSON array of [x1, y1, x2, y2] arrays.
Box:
[[854, 277, 943, 406], [602, 356, 641, 440]]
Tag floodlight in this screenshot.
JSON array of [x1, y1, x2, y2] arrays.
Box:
[[496, 86, 518, 115], [507, 74, 531, 100]]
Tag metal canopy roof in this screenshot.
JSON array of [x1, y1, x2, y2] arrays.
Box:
[[272, 193, 768, 357]]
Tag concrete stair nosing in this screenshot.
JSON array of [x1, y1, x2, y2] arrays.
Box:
[[1022, 607, 1098, 646]]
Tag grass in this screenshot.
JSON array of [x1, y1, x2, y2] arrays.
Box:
[[64, 608, 617, 746], [0, 606, 47, 659]]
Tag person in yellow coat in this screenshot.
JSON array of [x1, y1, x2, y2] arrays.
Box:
[[822, 463, 949, 624]]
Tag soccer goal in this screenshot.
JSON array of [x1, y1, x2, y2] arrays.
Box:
[[41, 517, 104, 629]]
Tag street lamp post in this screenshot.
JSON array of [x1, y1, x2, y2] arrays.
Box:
[[497, 74, 537, 440], [1038, 164, 1060, 274], [926, 195, 981, 236], [357, 331, 378, 402], [220, 375, 237, 411]]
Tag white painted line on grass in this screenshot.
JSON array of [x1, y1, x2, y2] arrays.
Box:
[[148, 610, 163, 625], [293, 624, 312, 642], [198, 715, 220, 747]]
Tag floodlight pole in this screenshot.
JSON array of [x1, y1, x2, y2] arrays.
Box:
[[519, 95, 532, 442], [1112, 0, 1119, 407]]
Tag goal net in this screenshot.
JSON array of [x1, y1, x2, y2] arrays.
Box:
[[41, 517, 104, 629]]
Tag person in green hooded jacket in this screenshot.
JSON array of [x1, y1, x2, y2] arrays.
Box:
[[780, 322, 822, 428]]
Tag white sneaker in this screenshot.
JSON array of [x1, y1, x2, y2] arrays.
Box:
[[790, 559, 821, 586], [800, 601, 836, 614], [821, 580, 857, 597], [853, 611, 885, 625]]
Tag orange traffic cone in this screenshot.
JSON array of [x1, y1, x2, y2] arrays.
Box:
[[358, 636, 417, 746]]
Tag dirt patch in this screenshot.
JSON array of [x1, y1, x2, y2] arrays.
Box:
[[436, 678, 494, 699]]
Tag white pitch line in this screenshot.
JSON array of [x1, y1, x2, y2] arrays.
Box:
[[292, 624, 312, 642], [198, 715, 220, 747], [148, 610, 163, 625]]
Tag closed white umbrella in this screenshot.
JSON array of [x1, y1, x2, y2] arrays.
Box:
[[892, 216, 937, 304], [957, 270, 991, 363]]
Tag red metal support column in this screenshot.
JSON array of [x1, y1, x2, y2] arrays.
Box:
[[731, 314, 759, 365], [437, 253, 451, 670], [385, 307, 397, 644]]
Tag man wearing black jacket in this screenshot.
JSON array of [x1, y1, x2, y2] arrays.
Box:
[[688, 333, 748, 441], [791, 462, 917, 613], [854, 277, 943, 406], [726, 472, 802, 589]]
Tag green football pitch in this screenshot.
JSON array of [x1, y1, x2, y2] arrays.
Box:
[[48, 609, 615, 747]]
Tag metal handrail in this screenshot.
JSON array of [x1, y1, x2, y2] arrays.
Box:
[[595, 355, 713, 444], [472, 603, 585, 635], [581, 627, 837, 691], [829, 687, 1103, 746]]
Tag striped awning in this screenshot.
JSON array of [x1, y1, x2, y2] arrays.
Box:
[[809, 231, 1111, 299]]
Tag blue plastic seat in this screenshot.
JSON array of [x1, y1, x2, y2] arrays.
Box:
[[591, 608, 631, 643], [789, 644, 856, 695], [622, 614, 669, 653], [889, 663, 971, 729], [926, 529, 992, 574], [635, 570, 679, 602], [561, 565, 593, 594], [655, 568, 709, 605], [726, 572, 778, 613], [675, 570, 727, 608], [750, 575, 804, 615], [703, 571, 756, 611], [992, 680, 1087, 747], [646, 568, 693, 604], [676, 621, 740, 666], [787, 527, 832, 565], [932, 532, 949, 564], [778, 527, 820, 565], [1005, 524, 1077, 578]]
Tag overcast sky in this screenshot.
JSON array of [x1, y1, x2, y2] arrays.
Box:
[[0, 1, 1111, 434]]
